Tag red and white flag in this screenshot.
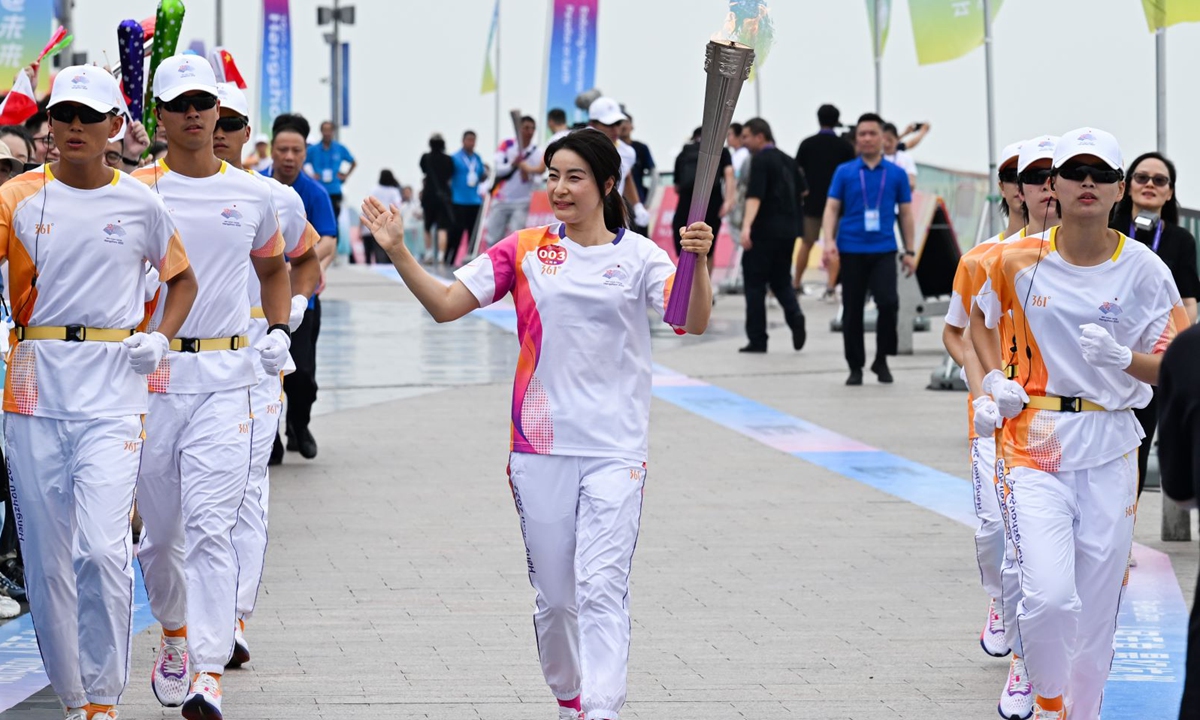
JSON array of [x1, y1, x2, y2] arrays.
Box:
[[0, 72, 39, 126]]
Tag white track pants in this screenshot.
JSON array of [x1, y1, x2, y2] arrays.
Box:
[[137, 389, 253, 674], [1007, 454, 1137, 719], [231, 372, 282, 620], [974, 436, 1025, 656], [5, 414, 142, 708], [508, 453, 646, 720]]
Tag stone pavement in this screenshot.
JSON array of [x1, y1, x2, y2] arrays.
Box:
[[7, 263, 1197, 719]]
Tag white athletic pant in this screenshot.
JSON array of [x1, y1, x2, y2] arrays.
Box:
[[1008, 454, 1137, 719], [508, 453, 646, 720], [974, 436, 1024, 657], [487, 200, 530, 247], [231, 372, 283, 620], [137, 389, 253, 674], [5, 414, 142, 708]]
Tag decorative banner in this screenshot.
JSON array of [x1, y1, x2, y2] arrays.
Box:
[[908, 0, 1004, 66], [544, 0, 599, 127], [865, 0, 892, 56], [142, 0, 186, 144], [118, 19, 146, 122], [1142, 0, 1200, 29], [340, 42, 349, 126], [0, 0, 54, 97], [259, 0, 291, 135], [480, 0, 497, 94]]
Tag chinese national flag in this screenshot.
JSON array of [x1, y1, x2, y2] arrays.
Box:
[[218, 49, 247, 89], [0, 72, 39, 126]]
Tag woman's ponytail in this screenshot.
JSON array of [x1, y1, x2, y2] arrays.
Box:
[[603, 185, 628, 231]]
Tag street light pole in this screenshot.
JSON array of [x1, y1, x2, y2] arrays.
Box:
[[216, 0, 223, 46], [982, 0, 997, 237], [331, 0, 340, 140]]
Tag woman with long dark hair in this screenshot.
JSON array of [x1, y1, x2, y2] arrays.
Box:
[[1110, 152, 1200, 497], [360, 169, 402, 264], [362, 128, 712, 720]]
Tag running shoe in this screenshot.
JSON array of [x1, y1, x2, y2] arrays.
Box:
[[150, 635, 189, 707], [0, 561, 26, 602], [64, 709, 88, 720], [998, 655, 1033, 719], [182, 672, 223, 720], [557, 708, 582, 720], [0, 595, 19, 619], [1031, 696, 1065, 720], [86, 708, 118, 719], [981, 598, 1011, 657], [226, 622, 250, 668]]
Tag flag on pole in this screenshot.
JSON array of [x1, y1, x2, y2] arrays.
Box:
[[909, 0, 1004, 66], [480, 0, 498, 94], [210, 47, 248, 89], [1142, 0, 1200, 29], [0, 71, 39, 125], [866, 0, 892, 57]]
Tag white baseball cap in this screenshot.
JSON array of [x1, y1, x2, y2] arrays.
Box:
[[1052, 127, 1122, 171], [588, 96, 627, 126], [999, 141, 1023, 171], [254, 133, 270, 145], [1018, 135, 1059, 173], [153, 54, 219, 102], [48, 65, 121, 113], [216, 82, 249, 119]]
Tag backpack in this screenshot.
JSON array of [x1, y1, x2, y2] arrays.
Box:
[[676, 142, 700, 192]]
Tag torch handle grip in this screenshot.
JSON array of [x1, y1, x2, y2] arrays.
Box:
[[663, 154, 722, 327]]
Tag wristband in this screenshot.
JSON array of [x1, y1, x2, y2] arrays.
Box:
[[121, 156, 140, 166], [268, 323, 292, 340], [903, 249, 916, 257]]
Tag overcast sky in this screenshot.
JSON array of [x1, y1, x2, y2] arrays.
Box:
[[72, 1, 1200, 206]]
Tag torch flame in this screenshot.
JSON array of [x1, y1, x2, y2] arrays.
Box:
[[715, 1, 774, 79]]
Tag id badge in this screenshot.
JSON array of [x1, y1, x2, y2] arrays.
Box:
[[864, 208, 881, 233], [467, 169, 478, 187], [322, 168, 334, 183]]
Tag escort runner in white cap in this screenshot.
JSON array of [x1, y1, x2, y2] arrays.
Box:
[[971, 127, 1190, 720], [211, 81, 321, 669], [1, 65, 197, 720], [132, 54, 293, 720], [586, 97, 650, 229]]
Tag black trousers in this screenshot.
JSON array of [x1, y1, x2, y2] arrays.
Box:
[[742, 238, 804, 348], [840, 251, 899, 370], [1185, 575, 1200, 720], [285, 295, 322, 433], [447, 203, 482, 264], [1134, 391, 1158, 497]]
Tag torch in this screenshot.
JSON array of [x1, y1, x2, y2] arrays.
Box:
[[662, 39, 754, 326]]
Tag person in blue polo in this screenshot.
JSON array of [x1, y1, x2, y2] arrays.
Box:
[[307, 120, 356, 221], [821, 112, 916, 386]]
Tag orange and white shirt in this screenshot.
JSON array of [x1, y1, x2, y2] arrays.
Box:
[[245, 169, 317, 376], [133, 160, 283, 394], [0, 166, 188, 418], [946, 229, 1024, 440], [975, 227, 1189, 472], [455, 224, 678, 461]]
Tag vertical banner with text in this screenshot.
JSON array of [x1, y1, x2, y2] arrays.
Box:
[[908, 0, 1004, 66], [865, 0, 892, 57], [0, 0, 54, 96], [259, 0, 291, 135], [544, 0, 598, 128]]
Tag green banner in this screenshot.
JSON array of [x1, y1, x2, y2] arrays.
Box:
[[909, 0, 1004, 66], [1142, 0, 1200, 30], [865, 0, 892, 57]]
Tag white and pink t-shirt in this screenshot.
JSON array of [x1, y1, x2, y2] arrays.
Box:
[[455, 224, 679, 461]]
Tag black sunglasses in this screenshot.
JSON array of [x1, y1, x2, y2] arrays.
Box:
[[1131, 171, 1170, 188], [1018, 168, 1053, 186], [159, 94, 219, 114], [998, 169, 1019, 184], [48, 103, 111, 125], [1057, 163, 1123, 185], [215, 116, 248, 133]]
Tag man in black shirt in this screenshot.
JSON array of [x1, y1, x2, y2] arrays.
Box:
[[796, 104, 855, 299], [620, 115, 657, 236], [738, 118, 806, 353], [1157, 324, 1200, 720], [419, 134, 456, 263], [673, 127, 735, 274]]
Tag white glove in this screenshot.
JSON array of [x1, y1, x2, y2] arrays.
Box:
[[633, 202, 651, 227], [123, 331, 168, 376], [144, 266, 161, 303], [1078, 323, 1133, 370], [288, 294, 308, 332], [973, 396, 1003, 437], [256, 328, 291, 375], [982, 368, 1029, 419]]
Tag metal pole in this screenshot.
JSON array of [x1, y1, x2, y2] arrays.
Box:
[[331, 0, 340, 140], [873, 0, 882, 113], [494, 0, 501, 152], [216, 0, 223, 46], [1156, 28, 1167, 154], [754, 68, 762, 117], [983, 0, 997, 237]]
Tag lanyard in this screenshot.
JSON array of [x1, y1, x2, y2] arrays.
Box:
[[462, 153, 478, 172], [1129, 221, 1165, 253], [859, 165, 888, 211]]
